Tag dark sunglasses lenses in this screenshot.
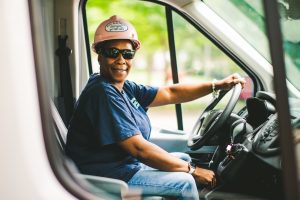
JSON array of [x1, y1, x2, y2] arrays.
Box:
[[102, 48, 135, 59], [122, 50, 135, 59]]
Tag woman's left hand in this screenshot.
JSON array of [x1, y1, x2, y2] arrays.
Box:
[[215, 73, 246, 91]]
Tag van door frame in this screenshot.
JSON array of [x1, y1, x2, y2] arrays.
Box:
[[263, 1, 299, 199]]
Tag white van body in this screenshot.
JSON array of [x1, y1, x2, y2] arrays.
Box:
[[0, 0, 299, 199]]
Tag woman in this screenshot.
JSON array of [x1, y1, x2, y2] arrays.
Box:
[[66, 15, 246, 200]]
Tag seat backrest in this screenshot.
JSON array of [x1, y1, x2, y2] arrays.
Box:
[[50, 99, 131, 198]]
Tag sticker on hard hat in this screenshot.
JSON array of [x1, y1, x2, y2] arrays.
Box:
[[105, 21, 128, 32]]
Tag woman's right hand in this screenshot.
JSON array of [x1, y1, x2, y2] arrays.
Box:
[[192, 167, 217, 188]]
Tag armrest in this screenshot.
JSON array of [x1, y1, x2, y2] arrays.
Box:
[[75, 174, 128, 196], [76, 174, 166, 199]]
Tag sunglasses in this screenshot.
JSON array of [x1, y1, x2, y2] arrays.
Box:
[[99, 48, 136, 60]]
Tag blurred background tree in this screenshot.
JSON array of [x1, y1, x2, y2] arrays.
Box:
[[85, 0, 249, 131]]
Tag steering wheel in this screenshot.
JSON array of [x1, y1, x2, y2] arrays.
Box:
[[188, 83, 242, 150]]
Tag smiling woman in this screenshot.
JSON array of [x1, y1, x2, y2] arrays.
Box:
[[65, 14, 245, 199]]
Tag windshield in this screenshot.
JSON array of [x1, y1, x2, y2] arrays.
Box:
[[203, 0, 300, 92]]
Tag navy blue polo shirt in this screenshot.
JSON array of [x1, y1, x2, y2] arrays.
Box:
[[65, 74, 158, 182]]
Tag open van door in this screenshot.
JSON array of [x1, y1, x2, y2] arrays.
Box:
[[264, 1, 300, 199], [1, 0, 300, 200]]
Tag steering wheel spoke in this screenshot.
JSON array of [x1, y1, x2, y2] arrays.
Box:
[[188, 84, 242, 150]]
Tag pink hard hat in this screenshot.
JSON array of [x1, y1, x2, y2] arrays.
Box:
[[92, 15, 141, 52]]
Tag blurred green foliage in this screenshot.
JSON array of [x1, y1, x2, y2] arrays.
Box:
[[85, 0, 249, 130], [87, 0, 167, 55], [86, 0, 242, 80]]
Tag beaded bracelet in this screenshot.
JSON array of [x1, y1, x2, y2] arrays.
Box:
[[212, 79, 220, 99]]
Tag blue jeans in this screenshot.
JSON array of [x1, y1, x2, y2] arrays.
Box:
[[127, 152, 200, 200]]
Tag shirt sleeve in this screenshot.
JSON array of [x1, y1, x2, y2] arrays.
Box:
[[126, 81, 158, 108]]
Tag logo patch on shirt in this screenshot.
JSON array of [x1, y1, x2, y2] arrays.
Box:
[[130, 97, 140, 109]]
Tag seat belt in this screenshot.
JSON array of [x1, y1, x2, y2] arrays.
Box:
[[55, 35, 74, 126]]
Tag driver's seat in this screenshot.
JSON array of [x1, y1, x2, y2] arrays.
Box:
[[50, 99, 166, 199]]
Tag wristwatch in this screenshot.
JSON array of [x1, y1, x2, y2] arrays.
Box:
[[188, 162, 196, 174]]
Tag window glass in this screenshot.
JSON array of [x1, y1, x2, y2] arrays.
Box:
[[172, 12, 251, 132], [279, 2, 300, 91], [206, 0, 300, 185], [202, 2, 300, 186], [86, 0, 253, 132], [278, 0, 300, 181], [203, 0, 270, 62], [203, 0, 300, 92]]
